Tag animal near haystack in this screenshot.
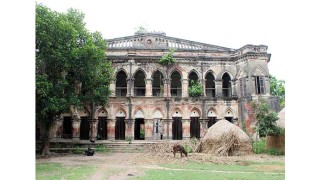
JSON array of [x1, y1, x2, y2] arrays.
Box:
[[197, 120, 252, 156]]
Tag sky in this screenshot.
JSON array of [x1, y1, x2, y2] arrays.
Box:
[[35, 0, 293, 81], [1, 0, 320, 179]]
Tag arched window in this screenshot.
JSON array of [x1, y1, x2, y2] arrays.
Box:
[[205, 73, 215, 98], [188, 71, 199, 88], [222, 73, 232, 97], [152, 70, 164, 96], [116, 70, 127, 96], [255, 76, 265, 94], [134, 70, 146, 96], [171, 71, 182, 97]]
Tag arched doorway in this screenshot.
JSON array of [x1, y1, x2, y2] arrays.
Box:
[[97, 109, 108, 140], [225, 109, 234, 123], [62, 116, 72, 139], [115, 110, 126, 140], [134, 110, 145, 140], [153, 109, 163, 140], [207, 110, 217, 128], [190, 110, 200, 139], [172, 111, 182, 140], [80, 116, 90, 140]]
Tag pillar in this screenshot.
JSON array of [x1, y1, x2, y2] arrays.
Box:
[[90, 119, 98, 140], [110, 79, 116, 97], [71, 117, 80, 141], [126, 78, 134, 97], [163, 78, 171, 97], [107, 118, 116, 140], [145, 78, 152, 97], [182, 79, 189, 97], [182, 119, 191, 140], [125, 119, 134, 139], [232, 80, 237, 97], [215, 80, 222, 97], [144, 119, 153, 140]]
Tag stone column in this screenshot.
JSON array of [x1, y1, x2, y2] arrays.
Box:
[[202, 79, 207, 97], [162, 119, 173, 139], [231, 80, 237, 97], [249, 76, 256, 95], [144, 119, 153, 140], [107, 118, 116, 140], [145, 78, 153, 97], [71, 117, 81, 141], [163, 78, 171, 97], [126, 78, 134, 97], [182, 79, 189, 97], [215, 80, 222, 97], [90, 119, 98, 140], [264, 76, 270, 94], [125, 119, 134, 139], [109, 79, 116, 97], [182, 119, 191, 140], [55, 117, 63, 139]]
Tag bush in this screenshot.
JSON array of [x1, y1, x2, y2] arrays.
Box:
[[188, 80, 203, 97], [95, 144, 108, 152], [267, 148, 285, 156], [252, 138, 266, 154], [183, 143, 193, 153]]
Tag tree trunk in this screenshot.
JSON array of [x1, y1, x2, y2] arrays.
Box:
[[41, 131, 51, 156]]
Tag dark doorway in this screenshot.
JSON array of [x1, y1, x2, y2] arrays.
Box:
[[172, 117, 182, 140], [97, 117, 107, 140], [225, 117, 233, 123], [62, 116, 72, 139], [115, 117, 125, 140], [207, 117, 217, 128], [80, 117, 90, 140], [190, 117, 200, 139], [134, 118, 145, 140]]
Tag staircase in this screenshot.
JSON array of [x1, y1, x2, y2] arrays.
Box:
[[104, 141, 154, 153]]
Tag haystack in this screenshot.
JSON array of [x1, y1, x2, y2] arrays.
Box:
[[197, 120, 252, 156]]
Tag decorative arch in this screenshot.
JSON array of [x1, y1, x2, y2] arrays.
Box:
[[251, 65, 267, 76], [169, 68, 183, 77], [153, 108, 164, 119], [133, 68, 147, 78], [236, 69, 248, 79], [204, 70, 216, 79], [115, 108, 126, 117], [96, 107, 108, 118], [151, 68, 166, 78], [171, 108, 182, 118], [224, 108, 235, 117], [114, 68, 128, 77], [134, 108, 145, 119], [207, 108, 218, 117], [187, 69, 201, 78], [190, 108, 201, 117], [79, 107, 90, 117], [220, 71, 234, 80]]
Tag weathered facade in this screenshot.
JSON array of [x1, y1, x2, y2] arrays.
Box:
[[45, 32, 279, 142]]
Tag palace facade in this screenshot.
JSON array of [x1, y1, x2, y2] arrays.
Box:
[[44, 32, 279, 142]]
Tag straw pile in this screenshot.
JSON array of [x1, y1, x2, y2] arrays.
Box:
[[197, 120, 252, 156]]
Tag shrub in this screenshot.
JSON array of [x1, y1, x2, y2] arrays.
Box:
[[183, 143, 193, 153], [188, 80, 203, 97], [267, 148, 285, 156], [252, 138, 266, 154], [159, 49, 176, 65]]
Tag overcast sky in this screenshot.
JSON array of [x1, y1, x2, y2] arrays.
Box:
[[35, 0, 300, 81]]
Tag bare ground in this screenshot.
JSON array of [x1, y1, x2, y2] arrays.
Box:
[[36, 152, 285, 179]]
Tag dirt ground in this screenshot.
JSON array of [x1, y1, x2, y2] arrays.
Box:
[[36, 152, 285, 179]]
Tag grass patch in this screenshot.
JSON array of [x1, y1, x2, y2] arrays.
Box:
[[36, 162, 96, 180], [136, 169, 284, 180], [161, 161, 284, 173]]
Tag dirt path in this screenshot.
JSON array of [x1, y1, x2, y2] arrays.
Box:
[[37, 152, 284, 179]]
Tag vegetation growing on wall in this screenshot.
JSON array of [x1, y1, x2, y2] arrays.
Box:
[[188, 80, 203, 97], [159, 49, 176, 65]]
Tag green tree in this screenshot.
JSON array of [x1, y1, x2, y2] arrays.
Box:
[[269, 75, 285, 108], [36, 4, 113, 155], [252, 100, 281, 137]]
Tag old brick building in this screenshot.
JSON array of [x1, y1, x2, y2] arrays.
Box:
[[48, 32, 278, 142]]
